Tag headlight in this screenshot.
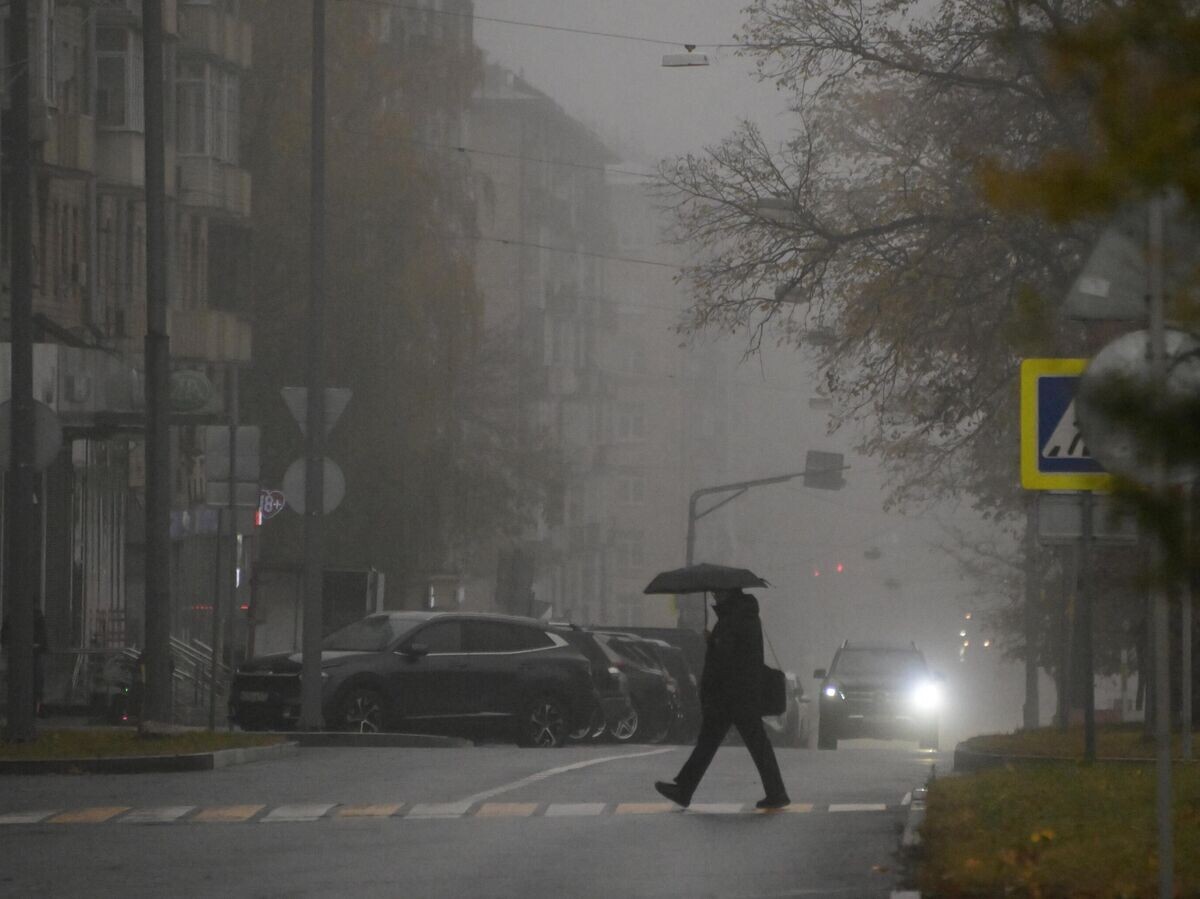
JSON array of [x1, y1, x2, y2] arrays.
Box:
[[910, 680, 943, 712], [822, 684, 840, 699]]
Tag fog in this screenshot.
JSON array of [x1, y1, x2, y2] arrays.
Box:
[[472, 1, 1026, 744]]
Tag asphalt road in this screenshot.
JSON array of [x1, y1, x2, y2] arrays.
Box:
[[0, 739, 937, 898]]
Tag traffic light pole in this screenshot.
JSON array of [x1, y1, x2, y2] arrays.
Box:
[[5, 0, 37, 743]]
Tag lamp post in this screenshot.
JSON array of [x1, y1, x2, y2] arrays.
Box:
[[681, 452, 846, 628]]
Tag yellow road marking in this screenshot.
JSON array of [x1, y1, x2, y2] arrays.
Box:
[[475, 802, 537, 818], [49, 807, 129, 824], [335, 804, 403, 818], [191, 805, 264, 823], [614, 802, 674, 815]]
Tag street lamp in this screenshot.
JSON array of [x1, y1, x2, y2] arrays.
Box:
[[679, 451, 846, 627]]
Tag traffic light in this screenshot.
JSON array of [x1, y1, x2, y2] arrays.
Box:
[[803, 450, 846, 490]]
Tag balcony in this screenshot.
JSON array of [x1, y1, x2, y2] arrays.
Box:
[[178, 4, 252, 68], [45, 113, 96, 173], [178, 157, 251, 218], [167, 307, 252, 364], [96, 0, 178, 33]]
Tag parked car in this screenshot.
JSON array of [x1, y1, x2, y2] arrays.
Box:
[[814, 640, 942, 750], [763, 670, 811, 748], [588, 631, 680, 743], [547, 624, 636, 742], [603, 632, 700, 743], [228, 611, 597, 747]]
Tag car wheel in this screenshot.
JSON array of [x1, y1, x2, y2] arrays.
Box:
[[817, 720, 838, 750], [608, 703, 641, 742], [919, 725, 939, 751], [518, 694, 570, 748], [333, 686, 388, 734], [568, 706, 604, 743]]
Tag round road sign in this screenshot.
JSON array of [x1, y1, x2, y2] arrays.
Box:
[[281, 457, 346, 515]]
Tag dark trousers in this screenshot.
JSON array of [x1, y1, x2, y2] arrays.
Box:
[[673, 705, 787, 800]]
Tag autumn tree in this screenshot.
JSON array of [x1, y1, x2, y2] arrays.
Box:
[[239, 2, 556, 592], [658, 0, 1108, 514]]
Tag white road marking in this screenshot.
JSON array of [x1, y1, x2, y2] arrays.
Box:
[[543, 802, 606, 817], [120, 806, 196, 824], [0, 810, 57, 825], [900, 791, 912, 806], [262, 803, 335, 822], [454, 746, 675, 806], [406, 801, 474, 818], [828, 803, 888, 812], [687, 803, 745, 815]]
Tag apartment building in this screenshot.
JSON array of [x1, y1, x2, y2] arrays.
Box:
[[0, 0, 254, 707]]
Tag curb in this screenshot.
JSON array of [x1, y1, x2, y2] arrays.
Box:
[[0, 740, 298, 775], [951, 743, 1186, 773], [260, 731, 473, 749]]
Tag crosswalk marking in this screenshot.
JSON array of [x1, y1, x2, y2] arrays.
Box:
[[120, 806, 196, 824], [614, 802, 674, 815], [262, 804, 336, 822], [49, 807, 129, 824], [335, 804, 404, 818], [476, 802, 538, 817], [543, 802, 606, 817], [190, 804, 265, 823], [0, 810, 57, 825], [0, 800, 896, 825], [406, 801, 474, 818]]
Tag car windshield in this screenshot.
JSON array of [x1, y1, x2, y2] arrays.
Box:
[[833, 649, 926, 680], [322, 615, 422, 652]]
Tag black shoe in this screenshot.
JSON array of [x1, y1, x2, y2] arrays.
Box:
[[755, 795, 791, 809], [655, 781, 691, 808]]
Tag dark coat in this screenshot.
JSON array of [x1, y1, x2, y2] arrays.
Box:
[[699, 592, 764, 714]]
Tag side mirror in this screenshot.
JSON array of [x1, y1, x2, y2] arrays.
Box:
[[400, 642, 429, 659], [813, 668, 827, 679]]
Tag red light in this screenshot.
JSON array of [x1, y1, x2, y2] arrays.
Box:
[[836, 563, 844, 573], [239, 603, 250, 612], [813, 568, 820, 577], [254, 510, 263, 527]]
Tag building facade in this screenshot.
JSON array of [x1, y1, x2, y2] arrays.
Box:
[[0, 0, 254, 712]]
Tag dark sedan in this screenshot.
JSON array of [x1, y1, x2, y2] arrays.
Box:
[[229, 612, 597, 747]]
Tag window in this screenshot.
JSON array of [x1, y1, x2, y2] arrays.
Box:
[[615, 403, 645, 441], [96, 27, 143, 130], [177, 61, 240, 162], [465, 621, 552, 653], [411, 620, 462, 653]]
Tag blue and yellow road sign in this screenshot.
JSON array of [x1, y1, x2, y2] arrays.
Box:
[[1019, 358, 1113, 491]]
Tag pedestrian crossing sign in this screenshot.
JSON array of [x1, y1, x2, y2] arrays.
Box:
[[1020, 358, 1113, 490]]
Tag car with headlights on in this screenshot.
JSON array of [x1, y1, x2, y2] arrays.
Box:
[[228, 611, 597, 747], [813, 641, 942, 750]]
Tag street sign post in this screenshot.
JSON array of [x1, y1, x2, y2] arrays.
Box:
[[1020, 358, 1114, 491]]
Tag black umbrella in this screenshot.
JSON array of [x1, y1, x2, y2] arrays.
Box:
[[643, 562, 769, 595]]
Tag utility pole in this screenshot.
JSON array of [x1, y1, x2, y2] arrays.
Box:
[[141, 0, 173, 724], [5, 0, 37, 742], [1148, 195, 1174, 899], [1080, 491, 1095, 762], [1022, 496, 1040, 731], [299, 0, 328, 730]]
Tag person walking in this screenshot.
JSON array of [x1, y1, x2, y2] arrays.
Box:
[[655, 587, 790, 809]]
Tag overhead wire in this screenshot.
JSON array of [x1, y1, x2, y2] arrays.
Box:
[[339, 0, 748, 50]]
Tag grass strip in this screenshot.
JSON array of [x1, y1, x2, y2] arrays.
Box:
[[0, 728, 286, 760], [918, 763, 1200, 898], [964, 724, 1200, 760]]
